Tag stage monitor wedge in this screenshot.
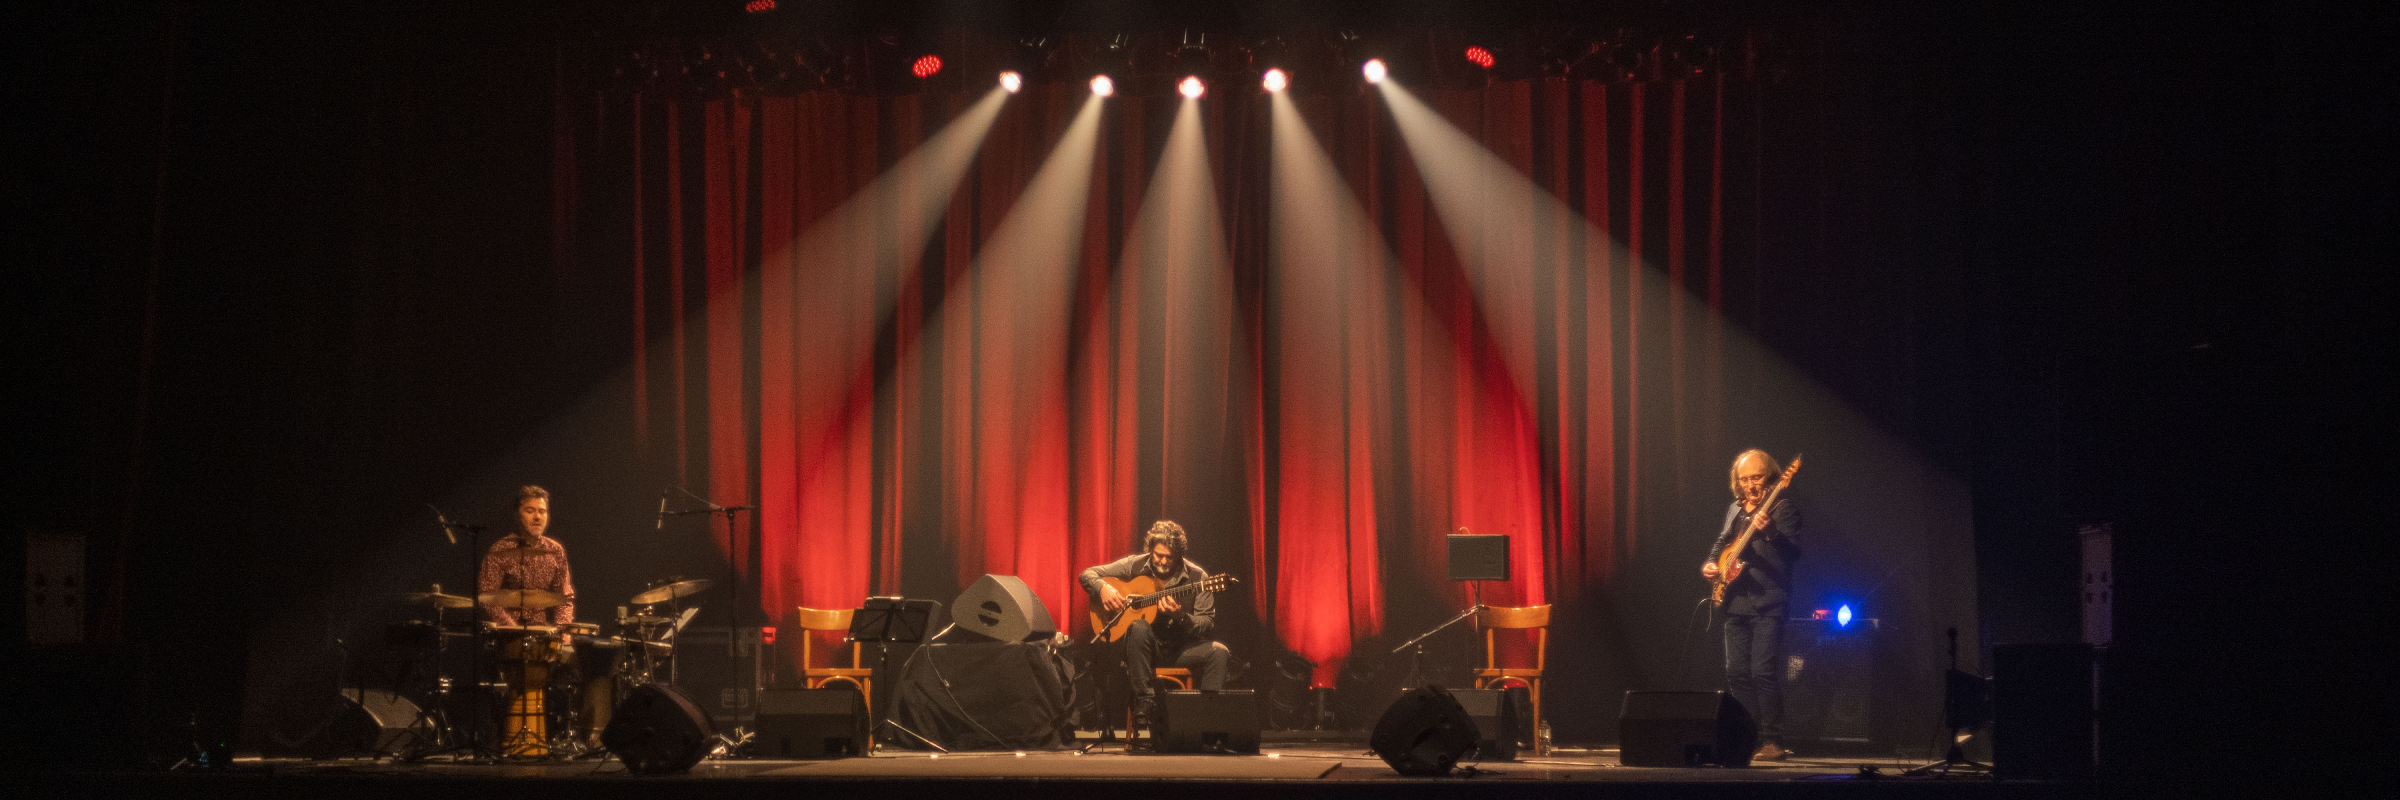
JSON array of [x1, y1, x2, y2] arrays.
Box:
[[1156, 690, 1261, 753], [950, 574, 1058, 643], [1619, 690, 1757, 768], [756, 688, 870, 758], [1370, 686, 1480, 776], [603, 683, 717, 774]]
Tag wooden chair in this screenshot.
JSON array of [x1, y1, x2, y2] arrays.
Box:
[[1473, 604, 1551, 755], [795, 606, 873, 711]]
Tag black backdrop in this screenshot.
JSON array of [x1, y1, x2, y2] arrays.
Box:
[[6, 0, 2376, 779]]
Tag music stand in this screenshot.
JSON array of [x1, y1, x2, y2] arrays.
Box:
[[1392, 534, 1512, 687], [848, 597, 944, 753]]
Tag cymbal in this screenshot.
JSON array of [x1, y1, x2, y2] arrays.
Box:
[[478, 588, 569, 610], [399, 591, 475, 609], [629, 577, 713, 605]]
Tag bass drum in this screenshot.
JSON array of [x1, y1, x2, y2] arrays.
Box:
[[601, 683, 718, 774]]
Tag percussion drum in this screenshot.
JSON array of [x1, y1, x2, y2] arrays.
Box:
[[493, 625, 561, 758]]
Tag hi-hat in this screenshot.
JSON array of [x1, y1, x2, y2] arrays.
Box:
[[629, 577, 713, 605], [478, 588, 569, 610], [399, 591, 475, 609]]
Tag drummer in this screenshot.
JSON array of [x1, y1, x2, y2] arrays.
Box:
[[479, 485, 575, 627]]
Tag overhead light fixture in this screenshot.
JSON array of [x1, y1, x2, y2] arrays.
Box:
[[910, 54, 944, 79], [1464, 46, 1495, 70], [1261, 68, 1289, 93], [1361, 59, 1387, 84], [998, 71, 1023, 93], [1090, 74, 1115, 97], [1179, 76, 1205, 99]]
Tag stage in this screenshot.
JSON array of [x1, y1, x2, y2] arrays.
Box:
[[19, 739, 2241, 800]]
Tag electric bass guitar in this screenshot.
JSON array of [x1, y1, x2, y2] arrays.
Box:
[[1711, 454, 1802, 607], [1089, 573, 1238, 642]]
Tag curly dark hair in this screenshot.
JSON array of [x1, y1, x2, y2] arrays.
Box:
[[1142, 520, 1188, 557]]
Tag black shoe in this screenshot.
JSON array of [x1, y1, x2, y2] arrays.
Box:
[[1132, 699, 1157, 733]]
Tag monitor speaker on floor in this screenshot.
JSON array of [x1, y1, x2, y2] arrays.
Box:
[[1619, 690, 1757, 767], [1369, 686, 1480, 776], [603, 683, 717, 774], [945, 574, 1058, 643], [1448, 687, 1530, 761], [756, 687, 870, 758], [1156, 690, 1261, 753]]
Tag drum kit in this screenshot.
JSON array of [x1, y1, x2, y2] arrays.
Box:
[[382, 576, 715, 760]]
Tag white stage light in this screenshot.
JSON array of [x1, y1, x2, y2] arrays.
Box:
[[1090, 75, 1115, 97], [1179, 76, 1205, 99], [1261, 68, 1288, 93], [999, 71, 1023, 93], [1362, 59, 1387, 84]]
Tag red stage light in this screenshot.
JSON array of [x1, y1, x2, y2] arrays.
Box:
[[1464, 46, 1495, 69], [745, 0, 776, 13], [911, 54, 944, 79]]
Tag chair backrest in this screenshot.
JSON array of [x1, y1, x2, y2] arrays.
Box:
[[795, 606, 858, 669], [1478, 604, 1551, 672]]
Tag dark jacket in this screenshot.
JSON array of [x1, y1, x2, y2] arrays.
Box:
[[1078, 553, 1216, 639], [1706, 497, 1803, 616]]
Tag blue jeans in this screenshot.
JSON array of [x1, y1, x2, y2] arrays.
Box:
[[1723, 610, 1786, 742]]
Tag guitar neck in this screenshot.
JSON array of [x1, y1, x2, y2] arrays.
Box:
[[1136, 580, 1214, 602]]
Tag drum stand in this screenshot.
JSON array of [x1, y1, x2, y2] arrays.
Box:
[[425, 513, 504, 762]]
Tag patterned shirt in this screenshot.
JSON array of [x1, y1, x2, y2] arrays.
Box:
[[479, 533, 575, 626]]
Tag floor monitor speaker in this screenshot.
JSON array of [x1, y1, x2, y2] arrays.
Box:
[[950, 575, 1058, 643], [602, 683, 717, 774], [755, 688, 870, 757], [1448, 687, 1530, 761], [1619, 690, 1757, 767], [1156, 690, 1260, 753], [1369, 686, 1480, 776]]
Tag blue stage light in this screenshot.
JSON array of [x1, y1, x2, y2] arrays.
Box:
[[1837, 604, 1853, 627]]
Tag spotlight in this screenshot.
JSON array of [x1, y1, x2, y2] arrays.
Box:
[[1261, 68, 1288, 93], [1361, 59, 1388, 84], [1089, 74, 1114, 97], [1837, 604, 1854, 627], [911, 54, 943, 79], [1464, 46, 1495, 69], [1179, 75, 1205, 99], [998, 71, 1023, 93]]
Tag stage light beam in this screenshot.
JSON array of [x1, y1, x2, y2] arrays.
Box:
[[1179, 75, 1205, 99], [1090, 74, 1115, 97], [1361, 59, 1387, 84], [1262, 68, 1288, 93]]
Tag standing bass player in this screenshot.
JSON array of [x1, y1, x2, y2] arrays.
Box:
[[1700, 449, 1804, 762], [1080, 520, 1230, 727]]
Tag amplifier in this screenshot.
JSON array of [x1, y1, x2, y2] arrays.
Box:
[[671, 626, 769, 727], [1781, 618, 1878, 745]]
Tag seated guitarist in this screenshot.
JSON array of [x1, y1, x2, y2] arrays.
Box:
[[1079, 520, 1229, 725]]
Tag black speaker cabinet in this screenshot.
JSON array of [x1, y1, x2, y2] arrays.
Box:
[[756, 687, 870, 758], [1370, 686, 1481, 776], [1992, 642, 2094, 781], [1781, 619, 1878, 745], [1448, 688, 1530, 761], [1156, 690, 1261, 753], [950, 574, 1058, 643], [1619, 690, 1758, 767], [603, 683, 718, 774]]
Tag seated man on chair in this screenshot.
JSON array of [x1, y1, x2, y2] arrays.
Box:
[[1079, 520, 1228, 725]]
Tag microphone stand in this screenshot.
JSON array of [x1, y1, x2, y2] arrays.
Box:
[[1391, 581, 1487, 690], [662, 488, 757, 753], [430, 508, 498, 761]]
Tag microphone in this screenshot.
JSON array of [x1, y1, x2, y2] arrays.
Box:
[[430, 504, 456, 546], [657, 492, 668, 530]]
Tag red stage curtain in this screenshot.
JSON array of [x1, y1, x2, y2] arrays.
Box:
[[572, 75, 1760, 685]]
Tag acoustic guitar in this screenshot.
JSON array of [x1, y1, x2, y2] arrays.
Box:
[[1711, 454, 1803, 607], [1088, 573, 1238, 642]]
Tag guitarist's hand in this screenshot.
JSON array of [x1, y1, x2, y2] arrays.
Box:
[[1157, 595, 1182, 616], [1700, 561, 1720, 581], [1100, 584, 1129, 611]]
